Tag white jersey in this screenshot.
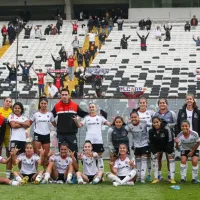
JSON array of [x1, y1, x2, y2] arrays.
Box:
[[8, 114, 28, 141], [17, 153, 40, 175], [30, 111, 54, 135], [82, 152, 98, 176], [114, 157, 135, 177], [138, 110, 154, 124], [50, 154, 72, 174], [177, 130, 200, 151], [186, 109, 193, 130], [81, 115, 107, 144], [125, 120, 149, 148], [88, 33, 96, 42]]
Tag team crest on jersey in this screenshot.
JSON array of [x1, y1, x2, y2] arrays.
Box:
[[47, 115, 49, 118], [146, 112, 149, 115], [139, 125, 142, 129], [125, 161, 128, 164], [122, 131, 126, 136], [194, 113, 198, 118], [181, 113, 185, 118], [96, 118, 99, 121], [160, 133, 165, 138]]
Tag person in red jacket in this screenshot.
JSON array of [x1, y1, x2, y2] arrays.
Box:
[[71, 21, 78, 34], [1, 24, 8, 45], [67, 55, 76, 81], [33, 68, 47, 97]]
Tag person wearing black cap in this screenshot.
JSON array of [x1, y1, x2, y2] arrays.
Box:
[[120, 34, 131, 49]]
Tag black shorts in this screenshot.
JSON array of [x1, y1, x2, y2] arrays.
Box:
[[34, 133, 50, 144], [57, 134, 78, 152], [85, 175, 95, 182], [10, 141, 26, 153], [181, 150, 199, 157], [56, 173, 66, 181], [92, 144, 104, 153], [153, 142, 174, 155], [21, 173, 35, 182], [134, 146, 149, 156]]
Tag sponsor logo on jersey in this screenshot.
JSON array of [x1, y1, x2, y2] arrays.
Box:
[[139, 126, 142, 130]]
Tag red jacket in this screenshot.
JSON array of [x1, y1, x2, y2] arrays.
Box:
[[68, 58, 75, 67], [1, 27, 7, 36]]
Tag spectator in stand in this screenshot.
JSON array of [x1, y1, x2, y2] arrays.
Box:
[[44, 24, 53, 35], [23, 25, 32, 39], [34, 26, 42, 39], [51, 54, 62, 70], [71, 85, 80, 98], [56, 17, 62, 34], [139, 19, 146, 30], [108, 17, 114, 34], [47, 72, 68, 91], [67, 55, 76, 81], [51, 26, 57, 35], [1, 24, 8, 45], [146, 18, 152, 31], [89, 42, 98, 60], [193, 36, 200, 46], [191, 15, 198, 28], [33, 68, 47, 97], [77, 49, 84, 65], [78, 75, 86, 97], [93, 16, 98, 29], [47, 82, 58, 98], [75, 63, 85, 74], [87, 16, 94, 32], [99, 30, 107, 49], [7, 24, 16, 44], [87, 30, 97, 47], [79, 11, 83, 21], [155, 26, 162, 41], [96, 17, 101, 34], [27, 75, 33, 85], [185, 21, 191, 32], [19, 61, 34, 82], [116, 18, 124, 31], [6, 63, 19, 81], [163, 25, 172, 41], [71, 21, 78, 34], [137, 31, 150, 51], [120, 34, 131, 49], [59, 46, 68, 62], [84, 49, 91, 68], [71, 36, 79, 55], [101, 17, 107, 33]]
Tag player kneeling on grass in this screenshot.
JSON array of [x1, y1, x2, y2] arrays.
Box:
[[0, 155, 19, 186], [11, 143, 45, 185], [42, 143, 77, 184], [149, 116, 175, 184], [106, 143, 136, 186], [76, 140, 103, 184], [175, 120, 200, 184]]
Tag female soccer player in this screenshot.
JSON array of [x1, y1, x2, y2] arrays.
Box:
[[0, 155, 19, 186], [8, 102, 30, 153], [107, 116, 129, 158], [30, 97, 56, 164], [76, 140, 103, 184], [149, 116, 175, 184], [73, 103, 111, 171], [154, 98, 176, 181], [175, 120, 200, 184], [12, 143, 45, 184], [125, 110, 150, 183], [106, 143, 136, 186], [42, 143, 77, 184], [137, 97, 154, 181], [0, 97, 12, 157]]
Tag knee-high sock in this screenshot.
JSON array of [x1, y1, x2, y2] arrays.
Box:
[[153, 155, 158, 179], [147, 157, 151, 176], [106, 172, 121, 184], [121, 170, 137, 184], [97, 156, 104, 171], [192, 165, 198, 180], [180, 164, 187, 180], [169, 158, 175, 179], [136, 158, 141, 179], [141, 156, 147, 181]]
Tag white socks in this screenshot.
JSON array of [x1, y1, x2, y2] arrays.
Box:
[[192, 165, 198, 180], [97, 156, 104, 171], [147, 157, 151, 176], [6, 170, 11, 179], [135, 158, 141, 180], [141, 156, 147, 181], [11, 180, 20, 186], [106, 172, 122, 184], [169, 158, 175, 179], [152, 155, 158, 179], [93, 176, 101, 184], [180, 164, 187, 180], [121, 170, 136, 185], [77, 176, 84, 184], [44, 172, 50, 181], [15, 176, 22, 182], [67, 173, 72, 182]]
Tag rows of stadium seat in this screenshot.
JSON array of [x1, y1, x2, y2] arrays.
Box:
[[0, 20, 87, 98], [84, 21, 200, 98]]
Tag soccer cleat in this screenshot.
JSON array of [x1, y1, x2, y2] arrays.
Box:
[[41, 179, 48, 184], [20, 176, 29, 185], [158, 175, 163, 181], [122, 181, 134, 186], [11, 181, 20, 186], [66, 180, 73, 184], [56, 180, 64, 184], [113, 181, 121, 187], [170, 179, 176, 184], [167, 175, 171, 182], [152, 179, 159, 184], [191, 179, 198, 184], [146, 175, 152, 182], [140, 179, 145, 184], [33, 180, 40, 185], [180, 179, 186, 184]]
